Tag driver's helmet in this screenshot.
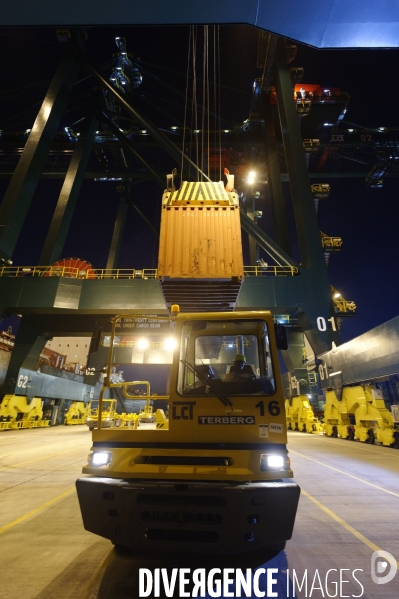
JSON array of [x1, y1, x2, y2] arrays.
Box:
[[233, 354, 246, 362]]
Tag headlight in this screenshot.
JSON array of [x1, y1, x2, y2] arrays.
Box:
[[91, 452, 112, 466], [260, 454, 289, 472], [267, 455, 284, 468]]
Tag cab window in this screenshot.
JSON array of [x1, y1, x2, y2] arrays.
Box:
[[177, 319, 275, 396]]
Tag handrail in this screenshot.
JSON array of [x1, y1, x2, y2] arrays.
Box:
[[0, 265, 299, 279], [0, 266, 158, 279], [243, 265, 299, 276]]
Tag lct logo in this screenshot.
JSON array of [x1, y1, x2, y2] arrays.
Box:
[[371, 550, 397, 585]]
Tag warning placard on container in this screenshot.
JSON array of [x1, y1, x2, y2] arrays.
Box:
[[259, 424, 269, 438]]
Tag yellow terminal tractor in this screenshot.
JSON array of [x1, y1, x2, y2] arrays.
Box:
[[76, 308, 300, 554]]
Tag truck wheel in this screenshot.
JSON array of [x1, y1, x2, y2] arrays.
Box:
[[112, 542, 132, 554], [331, 426, 338, 438], [347, 427, 355, 441], [366, 429, 375, 444]]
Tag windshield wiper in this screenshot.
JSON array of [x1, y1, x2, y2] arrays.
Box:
[[181, 359, 233, 408]]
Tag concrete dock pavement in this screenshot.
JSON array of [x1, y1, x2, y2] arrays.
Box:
[[0, 427, 398, 598]]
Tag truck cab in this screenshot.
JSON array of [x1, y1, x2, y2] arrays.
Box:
[[76, 310, 300, 554]]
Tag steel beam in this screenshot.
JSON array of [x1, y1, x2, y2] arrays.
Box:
[[2, 315, 50, 395], [106, 193, 129, 270], [85, 60, 210, 182], [240, 211, 299, 268], [39, 111, 99, 265], [99, 112, 165, 188], [0, 41, 82, 262], [263, 97, 291, 255], [274, 38, 326, 271]]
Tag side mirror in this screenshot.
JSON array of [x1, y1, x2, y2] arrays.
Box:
[[274, 322, 288, 350], [88, 326, 102, 355]]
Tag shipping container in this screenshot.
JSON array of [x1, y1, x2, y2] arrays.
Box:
[[158, 181, 244, 280]]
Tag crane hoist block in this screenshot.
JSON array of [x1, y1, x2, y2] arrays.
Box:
[[158, 181, 244, 280]]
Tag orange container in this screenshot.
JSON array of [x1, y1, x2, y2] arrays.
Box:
[[158, 182, 244, 280]]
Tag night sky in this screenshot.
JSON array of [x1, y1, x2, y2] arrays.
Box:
[[0, 25, 398, 343]]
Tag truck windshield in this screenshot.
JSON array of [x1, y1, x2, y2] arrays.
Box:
[[178, 319, 275, 396]]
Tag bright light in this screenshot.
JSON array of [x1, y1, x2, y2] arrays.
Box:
[[348, 129, 354, 132], [137, 338, 149, 350], [267, 455, 284, 469], [170, 126, 178, 130], [91, 452, 111, 466], [164, 337, 177, 351], [140, 130, 147, 134], [334, 292, 341, 298], [307, 394, 312, 398], [323, 123, 333, 126], [247, 171, 256, 186]]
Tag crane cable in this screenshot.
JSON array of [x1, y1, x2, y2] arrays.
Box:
[[181, 27, 192, 183], [182, 26, 221, 182], [217, 26, 222, 182], [192, 28, 199, 180], [201, 26, 208, 179]]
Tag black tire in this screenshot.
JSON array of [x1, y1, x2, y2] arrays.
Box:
[[347, 427, 355, 441], [391, 432, 399, 449], [302, 424, 307, 433], [331, 426, 338, 438], [366, 429, 375, 444], [112, 542, 133, 554]]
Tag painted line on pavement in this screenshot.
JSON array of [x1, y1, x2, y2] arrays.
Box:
[[0, 446, 87, 471], [0, 487, 75, 535], [301, 488, 399, 569], [290, 449, 399, 498]]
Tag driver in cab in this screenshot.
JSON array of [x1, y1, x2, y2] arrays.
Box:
[[225, 354, 255, 379]]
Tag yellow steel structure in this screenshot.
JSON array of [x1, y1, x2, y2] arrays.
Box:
[[86, 399, 123, 431], [324, 385, 398, 446], [285, 396, 322, 434], [331, 285, 356, 314], [0, 395, 50, 430], [303, 138, 320, 150], [311, 183, 331, 197], [320, 232, 343, 250], [243, 265, 298, 276], [64, 401, 88, 425]]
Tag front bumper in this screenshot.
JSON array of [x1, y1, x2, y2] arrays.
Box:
[[76, 477, 300, 554]]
